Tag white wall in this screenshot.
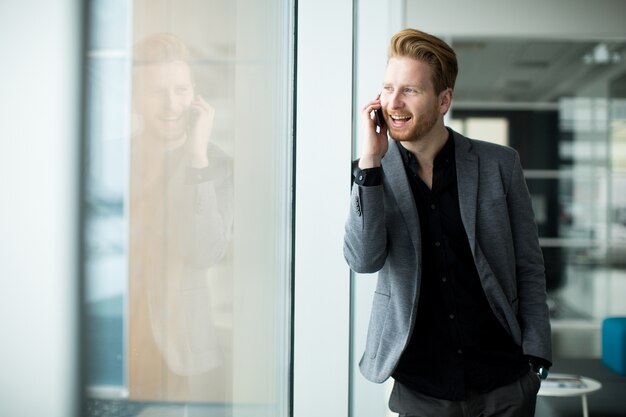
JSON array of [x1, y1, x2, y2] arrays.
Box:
[[0, 1, 81, 417]]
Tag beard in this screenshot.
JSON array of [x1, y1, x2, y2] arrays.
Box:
[[388, 101, 439, 144], [144, 110, 191, 144]]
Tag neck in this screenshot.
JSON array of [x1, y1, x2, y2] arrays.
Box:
[[140, 131, 187, 154], [400, 122, 449, 166]]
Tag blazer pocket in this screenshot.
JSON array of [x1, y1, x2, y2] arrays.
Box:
[[477, 195, 513, 243], [366, 291, 391, 359], [477, 195, 507, 212]]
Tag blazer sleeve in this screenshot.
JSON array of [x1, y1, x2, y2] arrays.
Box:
[[506, 152, 552, 363], [343, 180, 388, 274]]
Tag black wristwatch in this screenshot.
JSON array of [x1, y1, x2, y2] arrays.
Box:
[[530, 361, 549, 380]]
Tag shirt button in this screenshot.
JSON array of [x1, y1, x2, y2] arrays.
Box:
[[441, 277, 447, 282], [457, 349, 463, 354], [435, 241, 441, 247], [449, 313, 455, 319], [431, 204, 436, 209], [358, 175, 363, 181]]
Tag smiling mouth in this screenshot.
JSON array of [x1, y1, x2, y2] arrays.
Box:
[[158, 115, 184, 122], [389, 114, 412, 127]]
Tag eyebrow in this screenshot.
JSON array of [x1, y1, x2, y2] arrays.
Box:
[[382, 82, 420, 88], [382, 83, 422, 90]]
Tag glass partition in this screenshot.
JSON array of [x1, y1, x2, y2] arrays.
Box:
[[83, 0, 294, 415]]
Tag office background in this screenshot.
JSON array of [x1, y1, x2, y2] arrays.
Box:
[[1, 0, 625, 416]]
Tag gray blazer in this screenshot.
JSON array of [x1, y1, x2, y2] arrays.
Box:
[[344, 129, 552, 384]]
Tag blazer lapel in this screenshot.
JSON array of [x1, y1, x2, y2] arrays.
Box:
[[382, 141, 421, 256], [453, 131, 479, 252]]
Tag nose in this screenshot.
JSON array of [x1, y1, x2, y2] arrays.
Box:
[[163, 89, 181, 111], [387, 90, 404, 110]]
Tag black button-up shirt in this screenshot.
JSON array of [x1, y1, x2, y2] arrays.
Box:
[[355, 132, 528, 400]]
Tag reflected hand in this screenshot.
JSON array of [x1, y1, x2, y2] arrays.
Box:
[[187, 95, 215, 167]]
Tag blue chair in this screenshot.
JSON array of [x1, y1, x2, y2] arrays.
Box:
[[602, 317, 626, 376]]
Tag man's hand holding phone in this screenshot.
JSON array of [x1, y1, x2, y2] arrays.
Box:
[[186, 95, 215, 168], [359, 94, 388, 169]]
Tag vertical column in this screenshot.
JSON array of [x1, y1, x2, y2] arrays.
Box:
[[0, 0, 82, 416], [351, 1, 406, 416], [294, 0, 354, 416]]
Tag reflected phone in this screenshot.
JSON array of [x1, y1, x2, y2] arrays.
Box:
[[186, 105, 200, 135]]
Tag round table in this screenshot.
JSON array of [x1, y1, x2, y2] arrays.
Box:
[[538, 373, 602, 417]]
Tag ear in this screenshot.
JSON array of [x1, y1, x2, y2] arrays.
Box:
[[439, 88, 453, 115]]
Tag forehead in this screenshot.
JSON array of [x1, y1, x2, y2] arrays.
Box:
[[135, 60, 193, 88], [383, 57, 434, 88]]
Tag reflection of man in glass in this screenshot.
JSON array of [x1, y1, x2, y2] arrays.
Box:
[[129, 33, 233, 402]]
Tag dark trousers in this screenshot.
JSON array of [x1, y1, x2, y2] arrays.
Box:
[[389, 370, 541, 417]]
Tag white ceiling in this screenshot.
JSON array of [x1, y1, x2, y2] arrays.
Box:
[[402, 0, 626, 105], [451, 38, 626, 104]]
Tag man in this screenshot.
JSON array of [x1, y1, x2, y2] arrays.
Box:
[[344, 28, 552, 417]]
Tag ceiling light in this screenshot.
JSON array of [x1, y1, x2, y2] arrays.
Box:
[[583, 43, 622, 64]]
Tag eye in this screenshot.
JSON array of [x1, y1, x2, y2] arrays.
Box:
[[148, 89, 166, 99], [403, 87, 417, 95], [176, 86, 191, 95], [382, 86, 393, 94]]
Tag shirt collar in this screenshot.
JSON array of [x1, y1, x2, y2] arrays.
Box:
[[397, 128, 454, 168]]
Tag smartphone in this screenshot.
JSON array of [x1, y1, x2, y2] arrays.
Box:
[[374, 93, 386, 130], [374, 108, 386, 130]]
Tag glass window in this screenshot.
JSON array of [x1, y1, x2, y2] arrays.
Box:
[[450, 38, 626, 358], [84, 0, 294, 415]]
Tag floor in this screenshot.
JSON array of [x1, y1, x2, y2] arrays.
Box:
[[85, 358, 626, 417], [536, 358, 626, 417]]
